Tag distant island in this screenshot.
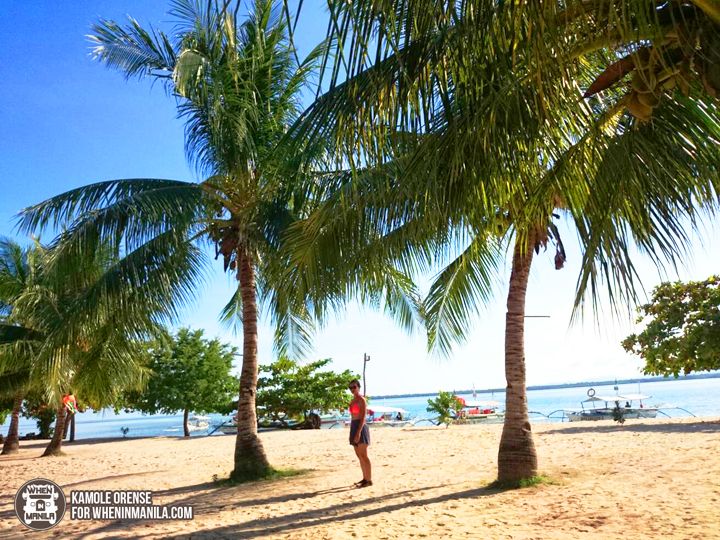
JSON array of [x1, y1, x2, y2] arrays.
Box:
[[370, 371, 720, 400]]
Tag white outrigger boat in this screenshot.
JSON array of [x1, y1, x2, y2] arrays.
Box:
[[367, 405, 411, 426], [187, 415, 211, 431], [456, 399, 505, 423], [565, 389, 658, 422], [342, 405, 412, 427]]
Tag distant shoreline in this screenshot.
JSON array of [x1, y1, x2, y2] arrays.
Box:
[[370, 371, 720, 400]]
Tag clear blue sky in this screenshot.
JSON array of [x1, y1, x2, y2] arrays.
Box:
[[1, 2, 718, 395]]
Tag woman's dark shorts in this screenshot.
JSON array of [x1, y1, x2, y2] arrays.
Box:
[[349, 419, 370, 446]]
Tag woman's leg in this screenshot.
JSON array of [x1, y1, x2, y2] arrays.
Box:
[[355, 443, 371, 482], [353, 445, 366, 481]]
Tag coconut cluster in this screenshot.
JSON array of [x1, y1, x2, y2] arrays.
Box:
[[626, 58, 688, 122]]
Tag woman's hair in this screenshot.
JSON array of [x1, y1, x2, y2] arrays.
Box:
[[349, 379, 361, 387]]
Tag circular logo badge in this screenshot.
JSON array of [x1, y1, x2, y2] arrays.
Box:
[[14, 478, 66, 531]]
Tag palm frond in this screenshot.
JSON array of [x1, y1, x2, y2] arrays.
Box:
[[564, 94, 720, 319], [424, 234, 505, 356], [219, 283, 243, 333], [270, 295, 315, 359], [17, 179, 205, 263], [0, 368, 31, 397], [0, 323, 44, 345], [89, 17, 176, 81]]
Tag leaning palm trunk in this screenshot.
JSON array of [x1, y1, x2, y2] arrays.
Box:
[[231, 253, 271, 480], [498, 232, 538, 482], [43, 405, 66, 457], [1, 392, 23, 455]]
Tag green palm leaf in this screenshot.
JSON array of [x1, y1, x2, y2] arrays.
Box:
[[424, 234, 505, 356]]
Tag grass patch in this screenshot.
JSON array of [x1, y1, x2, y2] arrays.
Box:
[[263, 467, 310, 480], [519, 475, 553, 488], [487, 475, 555, 491], [214, 467, 310, 486]]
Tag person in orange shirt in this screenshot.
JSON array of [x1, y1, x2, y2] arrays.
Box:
[[62, 393, 77, 414]]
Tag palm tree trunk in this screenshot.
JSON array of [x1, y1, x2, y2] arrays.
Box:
[[69, 412, 76, 442], [43, 405, 66, 457], [183, 408, 190, 438], [231, 252, 271, 481], [497, 232, 538, 483], [1, 392, 23, 455]]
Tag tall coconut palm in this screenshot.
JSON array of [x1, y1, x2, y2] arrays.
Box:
[[282, 0, 720, 482], [17, 0, 409, 479], [0, 238, 195, 456], [0, 238, 36, 455], [0, 369, 29, 455]]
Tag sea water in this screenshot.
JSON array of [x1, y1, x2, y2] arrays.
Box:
[[2, 377, 719, 440], [376, 376, 720, 421]]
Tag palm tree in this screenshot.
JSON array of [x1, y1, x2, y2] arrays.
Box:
[[0, 238, 36, 455], [0, 238, 191, 456], [283, 1, 720, 483], [0, 369, 29, 455], [17, 0, 342, 479]]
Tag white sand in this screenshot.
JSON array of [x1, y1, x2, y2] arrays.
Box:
[[1, 418, 719, 539]]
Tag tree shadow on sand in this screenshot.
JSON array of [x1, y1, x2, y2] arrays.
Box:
[[541, 419, 720, 436], [76, 479, 505, 539], [61, 470, 169, 489]]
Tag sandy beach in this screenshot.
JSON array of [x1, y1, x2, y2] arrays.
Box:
[[1, 418, 719, 539]]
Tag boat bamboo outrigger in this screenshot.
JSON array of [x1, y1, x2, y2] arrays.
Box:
[[565, 388, 658, 422]]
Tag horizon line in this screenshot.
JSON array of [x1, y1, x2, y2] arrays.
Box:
[[369, 371, 720, 400]]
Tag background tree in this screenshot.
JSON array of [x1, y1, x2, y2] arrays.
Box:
[[0, 368, 30, 453], [623, 275, 720, 377], [0, 236, 192, 456], [124, 328, 238, 437], [426, 391, 464, 428], [21, 392, 56, 439], [256, 356, 356, 428], [0, 237, 35, 454], [0, 395, 14, 445]]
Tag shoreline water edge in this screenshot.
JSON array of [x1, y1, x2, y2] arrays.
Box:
[[3, 376, 719, 441]]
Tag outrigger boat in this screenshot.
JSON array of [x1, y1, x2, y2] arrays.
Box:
[[565, 388, 658, 422], [217, 411, 344, 433], [187, 415, 210, 431], [455, 399, 504, 423], [343, 405, 412, 427], [367, 405, 411, 426]]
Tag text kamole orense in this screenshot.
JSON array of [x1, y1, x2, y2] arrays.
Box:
[[70, 490, 193, 520]]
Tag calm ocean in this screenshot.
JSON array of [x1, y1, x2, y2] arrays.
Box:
[[3, 377, 719, 440]]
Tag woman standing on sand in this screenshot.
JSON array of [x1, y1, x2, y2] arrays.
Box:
[[348, 379, 372, 487]]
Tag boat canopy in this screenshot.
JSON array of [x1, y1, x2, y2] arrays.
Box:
[[618, 393, 651, 401], [583, 394, 652, 403], [367, 405, 408, 414], [462, 400, 500, 408]]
